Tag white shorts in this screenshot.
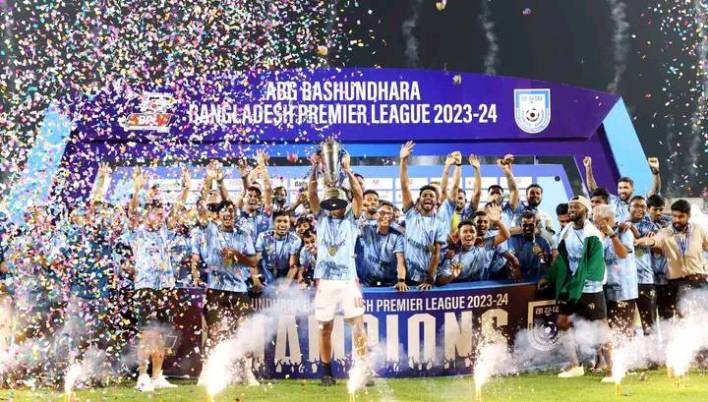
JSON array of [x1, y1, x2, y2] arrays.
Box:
[[314, 279, 365, 322]]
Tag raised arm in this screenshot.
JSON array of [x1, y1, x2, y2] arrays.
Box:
[[647, 157, 661, 196], [257, 150, 273, 212], [128, 167, 145, 218], [91, 163, 111, 204], [308, 153, 321, 215], [198, 164, 215, 205], [176, 166, 191, 206], [342, 153, 362, 217], [235, 159, 251, 210], [439, 153, 455, 204], [601, 224, 629, 258], [487, 204, 511, 246], [449, 155, 462, 203], [196, 165, 216, 226], [468, 154, 482, 211], [584, 156, 598, 192], [167, 167, 192, 228], [399, 141, 415, 211], [214, 162, 230, 203], [498, 154, 519, 210], [634, 235, 657, 248]]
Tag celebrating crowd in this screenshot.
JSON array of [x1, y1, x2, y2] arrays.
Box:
[[0, 142, 706, 390]]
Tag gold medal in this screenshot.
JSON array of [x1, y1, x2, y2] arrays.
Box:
[[427, 244, 436, 253], [328, 246, 337, 256], [532, 244, 542, 255]]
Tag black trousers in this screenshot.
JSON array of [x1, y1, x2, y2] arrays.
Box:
[[636, 284, 657, 334], [664, 278, 708, 318]]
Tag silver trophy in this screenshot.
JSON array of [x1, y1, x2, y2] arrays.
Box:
[[319, 138, 349, 211]]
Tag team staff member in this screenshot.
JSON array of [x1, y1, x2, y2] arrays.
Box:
[[635, 199, 708, 317]]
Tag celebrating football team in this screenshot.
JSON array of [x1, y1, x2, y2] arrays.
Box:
[[0, 143, 706, 390]]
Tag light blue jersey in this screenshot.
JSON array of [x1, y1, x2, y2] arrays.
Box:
[[490, 239, 512, 274], [299, 247, 317, 273], [630, 217, 658, 285], [559, 220, 606, 293], [477, 237, 506, 279], [64, 225, 114, 299], [5, 228, 65, 306], [255, 231, 302, 283], [169, 229, 199, 288], [239, 209, 272, 241], [436, 199, 456, 239], [438, 246, 485, 282], [357, 223, 405, 285], [652, 252, 668, 285], [124, 226, 175, 290], [403, 207, 446, 283], [191, 226, 209, 260], [314, 208, 359, 281], [203, 222, 255, 293], [500, 201, 517, 228], [609, 194, 631, 224], [603, 230, 638, 301]]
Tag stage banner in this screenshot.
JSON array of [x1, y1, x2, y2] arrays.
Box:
[[73, 68, 619, 145], [165, 282, 560, 379]]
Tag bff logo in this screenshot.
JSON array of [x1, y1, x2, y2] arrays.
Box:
[[526, 300, 561, 351], [514, 89, 551, 134], [120, 92, 176, 133]]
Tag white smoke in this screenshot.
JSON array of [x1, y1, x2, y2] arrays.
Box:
[[479, 0, 499, 75], [200, 283, 314, 397], [470, 288, 708, 389], [474, 340, 514, 393], [666, 288, 708, 376], [63, 346, 111, 394], [402, 0, 424, 67], [607, 0, 629, 92]]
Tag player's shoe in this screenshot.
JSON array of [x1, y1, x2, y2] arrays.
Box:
[[321, 375, 336, 386], [558, 366, 585, 378], [152, 374, 177, 389], [135, 374, 154, 392]]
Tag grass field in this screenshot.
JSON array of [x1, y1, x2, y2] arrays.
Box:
[[1, 369, 707, 402]]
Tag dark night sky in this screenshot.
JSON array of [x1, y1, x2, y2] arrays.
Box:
[[0, 0, 704, 198], [336, 0, 706, 197]]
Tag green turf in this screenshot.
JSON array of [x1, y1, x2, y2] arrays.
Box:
[[1, 370, 706, 402]]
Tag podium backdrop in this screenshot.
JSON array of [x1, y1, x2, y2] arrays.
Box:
[[44, 68, 651, 211]]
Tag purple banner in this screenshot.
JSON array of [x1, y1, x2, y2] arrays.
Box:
[[72, 68, 619, 144], [165, 282, 560, 379]]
